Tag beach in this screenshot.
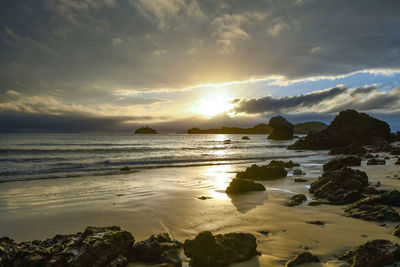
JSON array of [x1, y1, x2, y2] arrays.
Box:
[[1, 142, 399, 266]]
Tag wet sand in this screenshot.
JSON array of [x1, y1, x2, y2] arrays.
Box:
[[0, 153, 399, 266]]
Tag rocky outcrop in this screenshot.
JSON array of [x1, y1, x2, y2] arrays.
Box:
[[183, 231, 258, 267], [288, 110, 391, 150], [366, 158, 386, 165], [393, 224, 400, 237], [293, 121, 328, 134], [268, 160, 300, 168], [338, 239, 400, 267], [135, 126, 158, 134], [286, 252, 319, 267], [293, 169, 305, 176], [225, 178, 266, 194], [322, 156, 361, 172], [236, 164, 287, 180], [267, 116, 294, 140], [328, 144, 367, 155], [344, 196, 400, 221], [129, 233, 182, 266], [242, 136, 250, 140], [309, 167, 369, 204], [0, 226, 134, 267], [285, 194, 307, 207], [381, 190, 400, 207]]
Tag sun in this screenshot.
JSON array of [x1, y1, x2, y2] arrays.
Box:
[[194, 96, 234, 117]]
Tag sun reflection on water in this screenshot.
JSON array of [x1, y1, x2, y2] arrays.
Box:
[[202, 164, 233, 200]]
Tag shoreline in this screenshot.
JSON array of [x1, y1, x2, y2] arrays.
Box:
[[1, 150, 399, 266]]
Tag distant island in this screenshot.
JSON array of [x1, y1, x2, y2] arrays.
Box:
[[188, 121, 327, 135], [188, 124, 272, 134], [134, 126, 158, 134]]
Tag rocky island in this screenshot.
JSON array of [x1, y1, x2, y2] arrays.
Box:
[[134, 126, 158, 134]]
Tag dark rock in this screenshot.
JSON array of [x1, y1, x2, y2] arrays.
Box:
[[392, 131, 400, 142], [375, 181, 381, 187], [306, 221, 325, 225], [129, 233, 182, 266], [120, 166, 130, 171], [307, 201, 325, 206], [198, 196, 212, 200], [365, 154, 374, 159], [362, 186, 381, 195], [344, 196, 400, 221], [381, 190, 400, 207], [294, 178, 307, 182], [225, 178, 266, 194], [267, 160, 300, 168], [285, 194, 307, 207], [286, 252, 319, 267], [267, 116, 294, 140], [384, 156, 390, 160], [338, 239, 400, 267], [288, 110, 391, 150], [236, 164, 287, 180], [242, 136, 250, 140], [135, 126, 158, 134], [393, 224, 400, 237], [258, 230, 270, 236], [322, 156, 361, 172], [183, 231, 258, 267], [0, 226, 134, 267], [395, 158, 400, 165], [366, 158, 386, 165], [223, 139, 231, 144], [309, 167, 369, 204], [293, 121, 328, 135], [391, 146, 400, 155], [329, 144, 367, 155]]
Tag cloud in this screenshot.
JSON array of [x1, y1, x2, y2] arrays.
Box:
[[268, 21, 289, 36], [233, 85, 400, 115]]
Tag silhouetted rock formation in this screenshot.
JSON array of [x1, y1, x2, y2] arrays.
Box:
[[135, 126, 158, 134], [268, 160, 300, 168], [267, 116, 294, 140], [322, 156, 361, 172], [344, 196, 400, 221], [285, 194, 307, 207], [187, 124, 271, 134], [293, 121, 327, 134], [338, 239, 400, 267], [328, 144, 367, 155], [236, 164, 287, 180], [286, 252, 319, 267], [225, 178, 266, 194], [309, 167, 369, 204], [288, 110, 391, 150], [242, 136, 250, 140], [0, 226, 134, 267], [183, 231, 258, 267], [366, 158, 386, 165], [393, 224, 400, 237]]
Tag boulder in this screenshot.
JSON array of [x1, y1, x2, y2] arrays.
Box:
[[344, 196, 400, 222], [293, 169, 305, 176], [288, 110, 391, 150], [129, 233, 182, 266], [338, 239, 400, 267], [328, 144, 367, 155], [0, 226, 134, 267], [285, 194, 307, 207], [267, 160, 300, 168], [306, 221, 325, 225], [368, 136, 393, 152], [322, 156, 361, 172], [242, 136, 250, 140], [183, 231, 258, 267], [236, 164, 287, 180], [396, 158, 400, 165], [225, 178, 266, 194], [381, 190, 400, 207], [267, 116, 294, 140], [285, 252, 319, 267], [393, 224, 400, 237], [366, 158, 386, 165], [294, 178, 307, 182], [309, 167, 369, 204]]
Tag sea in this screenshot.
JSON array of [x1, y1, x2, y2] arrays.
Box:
[[0, 133, 318, 183]]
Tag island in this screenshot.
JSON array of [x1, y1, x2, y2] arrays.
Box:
[[293, 121, 328, 134], [134, 126, 158, 134]]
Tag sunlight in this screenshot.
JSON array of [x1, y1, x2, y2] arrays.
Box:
[[194, 95, 234, 117], [202, 164, 233, 200]]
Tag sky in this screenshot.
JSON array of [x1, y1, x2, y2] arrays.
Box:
[[1, 0, 400, 132]]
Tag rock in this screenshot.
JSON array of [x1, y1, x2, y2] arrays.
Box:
[[286, 252, 319, 267], [183, 231, 258, 267], [393, 224, 400, 237], [120, 166, 130, 171], [307, 201, 325, 206], [242, 136, 250, 140], [285, 194, 307, 207], [129, 233, 182, 266], [309, 167, 369, 204], [225, 178, 266, 194], [366, 158, 386, 165], [392, 131, 400, 142], [223, 139, 231, 144], [384, 156, 390, 160], [288, 110, 391, 150], [135, 126, 158, 134], [0, 226, 134, 267], [267, 116, 294, 140], [365, 153, 374, 159], [197, 196, 212, 200], [381, 190, 400, 207], [362, 186, 381, 195], [267, 160, 300, 168], [258, 230, 270, 236], [369, 136, 393, 152], [236, 164, 287, 180], [294, 178, 307, 182], [293, 169, 305, 176], [395, 158, 400, 165], [293, 121, 328, 134], [344, 196, 400, 221], [322, 156, 361, 172], [338, 239, 400, 267], [328, 144, 367, 155], [306, 221, 325, 225]]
